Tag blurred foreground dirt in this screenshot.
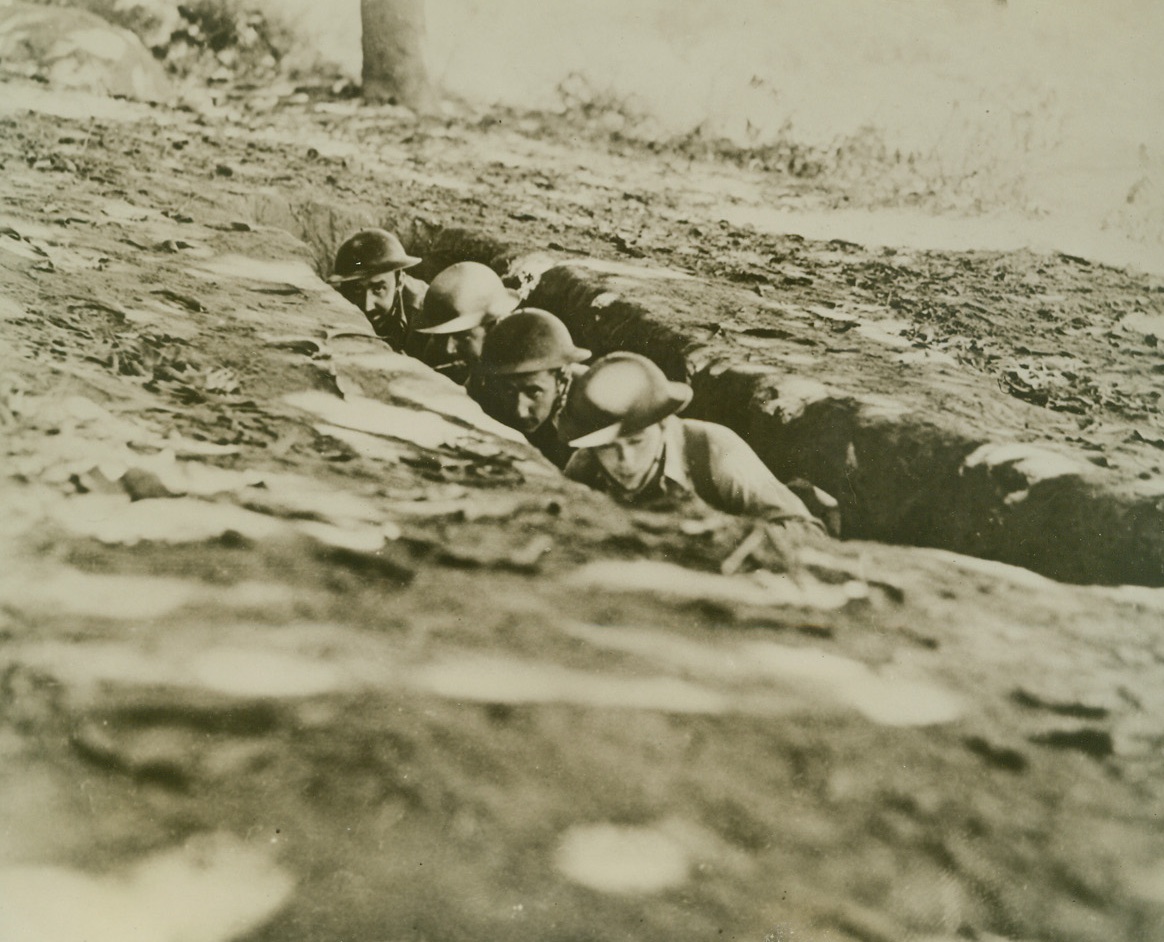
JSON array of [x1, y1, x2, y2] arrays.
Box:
[[1, 79, 1163, 942]]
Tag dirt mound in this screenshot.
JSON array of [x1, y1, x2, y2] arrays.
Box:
[[2, 78, 1164, 942], [0, 2, 171, 101]]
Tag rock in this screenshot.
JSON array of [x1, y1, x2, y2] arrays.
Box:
[[1029, 726, 1115, 760], [0, 832, 293, 942], [963, 735, 1029, 773], [1011, 686, 1117, 720], [553, 821, 691, 894], [0, 3, 172, 103], [72, 717, 195, 788]]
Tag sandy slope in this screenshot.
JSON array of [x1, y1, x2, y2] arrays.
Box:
[[1, 78, 1164, 942]]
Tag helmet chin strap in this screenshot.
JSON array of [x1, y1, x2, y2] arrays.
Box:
[[600, 442, 666, 499], [550, 367, 571, 418]]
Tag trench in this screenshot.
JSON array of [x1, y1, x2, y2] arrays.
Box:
[[239, 192, 1164, 588]]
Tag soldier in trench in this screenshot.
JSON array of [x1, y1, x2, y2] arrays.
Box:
[[469, 308, 590, 468], [328, 228, 428, 355], [558, 351, 828, 530], [411, 261, 519, 385]]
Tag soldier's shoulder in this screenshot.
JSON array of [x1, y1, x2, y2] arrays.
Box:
[[679, 417, 744, 444], [675, 418, 756, 465]]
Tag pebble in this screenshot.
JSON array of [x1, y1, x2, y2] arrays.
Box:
[[554, 822, 690, 894], [1028, 726, 1114, 759], [294, 520, 392, 553]]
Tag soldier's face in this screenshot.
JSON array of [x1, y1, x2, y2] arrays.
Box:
[[450, 325, 487, 364], [594, 424, 664, 491], [362, 272, 399, 314], [487, 370, 559, 433]]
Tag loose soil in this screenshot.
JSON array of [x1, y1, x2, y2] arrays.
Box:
[[2, 78, 1163, 942]]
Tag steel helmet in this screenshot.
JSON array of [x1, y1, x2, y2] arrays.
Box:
[[414, 262, 518, 335], [329, 228, 420, 284], [478, 309, 590, 375], [558, 352, 692, 448]]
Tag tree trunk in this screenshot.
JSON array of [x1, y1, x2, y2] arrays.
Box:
[[360, 0, 433, 112]]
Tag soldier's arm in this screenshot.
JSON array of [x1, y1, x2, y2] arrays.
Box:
[[562, 449, 602, 489], [701, 424, 815, 522]]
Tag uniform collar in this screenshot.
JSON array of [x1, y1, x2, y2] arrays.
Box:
[[658, 415, 691, 490], [586, 415, 689, 499]]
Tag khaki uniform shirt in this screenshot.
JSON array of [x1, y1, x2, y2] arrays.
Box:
[[564, 415, 814, 522]]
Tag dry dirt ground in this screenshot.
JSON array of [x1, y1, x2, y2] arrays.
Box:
[[2, 79, 1164, 942]]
